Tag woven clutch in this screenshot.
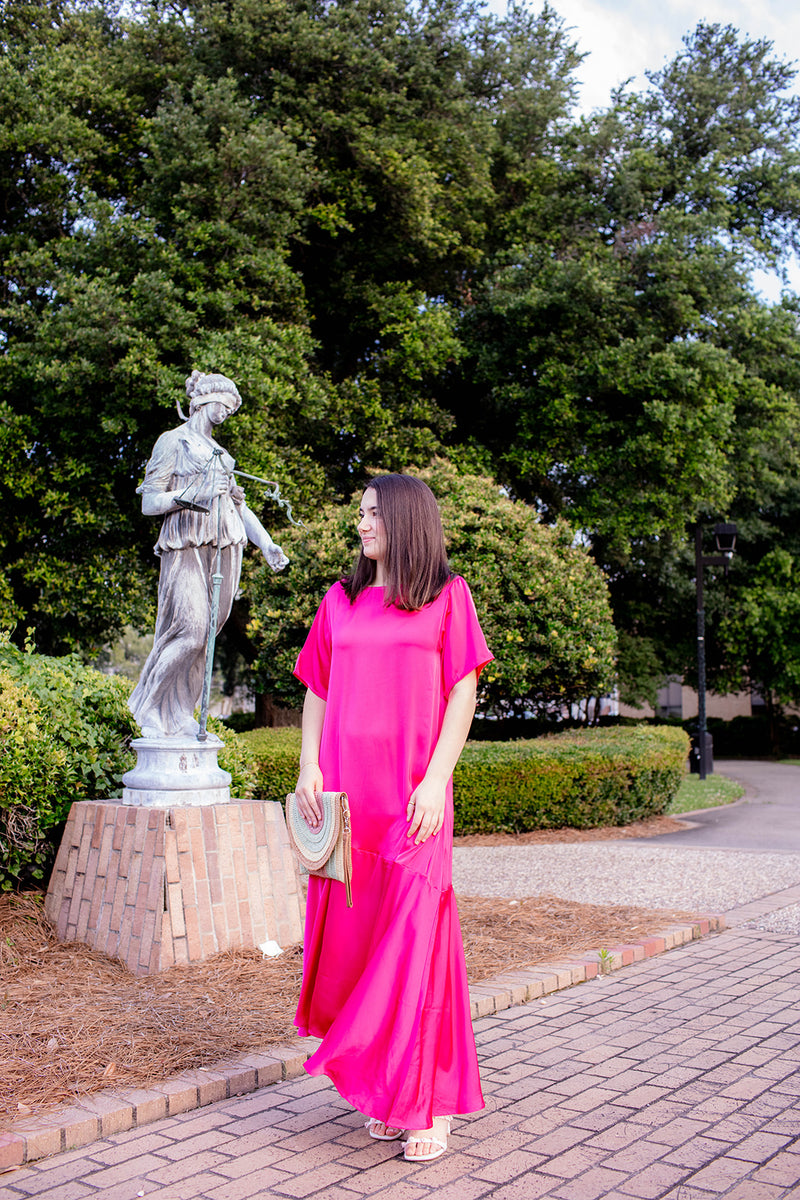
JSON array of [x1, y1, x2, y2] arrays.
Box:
[[285, 791, 353, 907]]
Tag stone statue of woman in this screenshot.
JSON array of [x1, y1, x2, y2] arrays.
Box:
[[129, 370, 288, 740]]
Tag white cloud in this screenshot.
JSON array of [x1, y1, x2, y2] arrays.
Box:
[[533, 0, 800, 114]]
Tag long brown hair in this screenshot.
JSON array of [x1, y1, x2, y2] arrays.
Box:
[[343, 474, 451, 610]]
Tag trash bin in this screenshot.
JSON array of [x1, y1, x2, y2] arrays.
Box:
[[689, 732, 714, 775]]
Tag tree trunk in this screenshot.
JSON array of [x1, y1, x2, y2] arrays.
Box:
[[254, 692, 302, 729]]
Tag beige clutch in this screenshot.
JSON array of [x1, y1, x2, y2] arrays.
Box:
[[285, 791, 353, 907]]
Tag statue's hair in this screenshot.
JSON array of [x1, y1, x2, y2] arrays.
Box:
[[185, 370, 242, 414]]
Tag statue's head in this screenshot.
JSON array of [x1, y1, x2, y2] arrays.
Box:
[[185, 370, 242, 416]]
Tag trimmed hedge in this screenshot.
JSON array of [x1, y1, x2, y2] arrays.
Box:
[[453, 725, 689, 834], [243, 723, 689, 834], [242, 726, 302, 805]]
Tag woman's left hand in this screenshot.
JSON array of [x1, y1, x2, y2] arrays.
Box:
[[406, 779, 446, 844]]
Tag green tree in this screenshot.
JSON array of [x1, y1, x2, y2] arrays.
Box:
[[4, 1, 800, 726], [0, 0, 584, 655], [714, 549, 800, 743]]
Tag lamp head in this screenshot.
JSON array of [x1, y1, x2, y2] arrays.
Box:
[[714, 522, 737, 555]]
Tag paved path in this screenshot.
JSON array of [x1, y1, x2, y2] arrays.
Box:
[[4, 764, 800, 1198], [2, 887, 799, 1200], [639, 760, 800, 853]]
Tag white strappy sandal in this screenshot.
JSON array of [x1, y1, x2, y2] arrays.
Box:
[[402, 1115, 452, 1162], [365, 1117, 405, 1141]]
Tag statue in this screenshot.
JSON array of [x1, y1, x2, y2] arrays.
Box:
[[128, 370, 288, 742], [49, 374, 303, 970]]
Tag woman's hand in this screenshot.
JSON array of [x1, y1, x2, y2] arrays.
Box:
[[406, 777, 447, 844], [295, 762, 324, 828]]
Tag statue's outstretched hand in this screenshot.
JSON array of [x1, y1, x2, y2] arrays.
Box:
[[266, 544, 289, 571]]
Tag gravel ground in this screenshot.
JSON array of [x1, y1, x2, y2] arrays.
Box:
[[742, 902, 800, 934], [452, 843, 800, 912]]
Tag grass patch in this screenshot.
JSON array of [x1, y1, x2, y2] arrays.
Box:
[[668, 773, 745, 815]]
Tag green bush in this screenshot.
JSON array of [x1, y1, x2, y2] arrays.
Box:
[[242, 726, 303, 804], [0, 638, 139, 890], [243, 723, 689, 833], [454, 725, 690, 834], [0, 637, 256, 891]]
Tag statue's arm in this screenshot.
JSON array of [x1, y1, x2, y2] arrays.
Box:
[[137, 431, 228, 517], [141, 488, 184, 517], [138, 432, 184, 516], [241, 502, 289, 571]]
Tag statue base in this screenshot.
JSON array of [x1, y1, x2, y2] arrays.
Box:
[[45, 799, 304, 976], [121, 736, 231, 806]]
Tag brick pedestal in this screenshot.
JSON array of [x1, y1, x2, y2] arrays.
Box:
[[44, 800, 304, 977]]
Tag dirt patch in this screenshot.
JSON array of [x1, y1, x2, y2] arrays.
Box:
[[0, 879, 696, 1123]]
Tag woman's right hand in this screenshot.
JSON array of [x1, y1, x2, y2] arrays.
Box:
[[295, 762, 324, 828]]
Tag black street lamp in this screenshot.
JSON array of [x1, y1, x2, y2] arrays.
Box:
[[695, 521, 737, 779]]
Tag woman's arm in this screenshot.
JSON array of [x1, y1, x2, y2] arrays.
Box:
[[406, 669, 477, 845], [294, 688, 327, 827]]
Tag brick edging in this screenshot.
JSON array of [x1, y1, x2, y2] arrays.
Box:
[[467, 914, 725, 1017], [0, 914, 724, 1169]]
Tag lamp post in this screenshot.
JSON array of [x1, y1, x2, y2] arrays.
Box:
[[695, 522, 737, 779]]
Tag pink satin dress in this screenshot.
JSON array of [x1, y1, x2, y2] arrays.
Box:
[[293, 574, 493, 1129]]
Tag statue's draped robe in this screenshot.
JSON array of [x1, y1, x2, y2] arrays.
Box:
[[129, 426, 246, 738]]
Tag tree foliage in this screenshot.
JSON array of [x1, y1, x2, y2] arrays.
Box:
[[2, 3, 800, 713]]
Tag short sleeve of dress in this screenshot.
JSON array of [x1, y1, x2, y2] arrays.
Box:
[[441, 576, 494, 698], [293, 585, 336, 701]]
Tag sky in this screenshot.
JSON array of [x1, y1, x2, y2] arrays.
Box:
[[488, 0, 800, 298], [538, 0, 800, 116]]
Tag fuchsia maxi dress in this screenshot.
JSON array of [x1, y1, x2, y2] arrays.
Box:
[[293, 574, 493, 1129]]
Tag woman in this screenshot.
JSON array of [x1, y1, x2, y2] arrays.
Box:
[[293, 473, 492, 1161], [130, 370, 287, 739]]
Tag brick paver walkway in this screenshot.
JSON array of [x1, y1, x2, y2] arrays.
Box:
[[3, 901, 799, 1200]]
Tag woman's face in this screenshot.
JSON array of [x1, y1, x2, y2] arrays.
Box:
[[357, 487, 387, 564]]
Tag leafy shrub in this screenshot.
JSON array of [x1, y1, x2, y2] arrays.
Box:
[[0, 638, 256, 890], [688, 714, 800, 760], [210, 718, 257, 799], [242, 727, 303, 803], [0, 639, 138, 890], [0, 670, 68, 889], [243, 723, 689, 833]]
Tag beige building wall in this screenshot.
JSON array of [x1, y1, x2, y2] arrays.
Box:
[[619, 687, 753, 721], [680, 688, 753, 720]]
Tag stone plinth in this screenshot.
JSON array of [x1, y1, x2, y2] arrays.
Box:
[[45, 800, 304, 976], [121, 736, 231, 806]]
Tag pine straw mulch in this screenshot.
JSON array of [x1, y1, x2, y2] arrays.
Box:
[[1, 814, 697, 1124]]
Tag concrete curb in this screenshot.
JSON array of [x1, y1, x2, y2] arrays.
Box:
[[0, 912, 725, 1169]]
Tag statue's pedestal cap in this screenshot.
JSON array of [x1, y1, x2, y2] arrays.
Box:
[[121, 735, 231, 806]]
